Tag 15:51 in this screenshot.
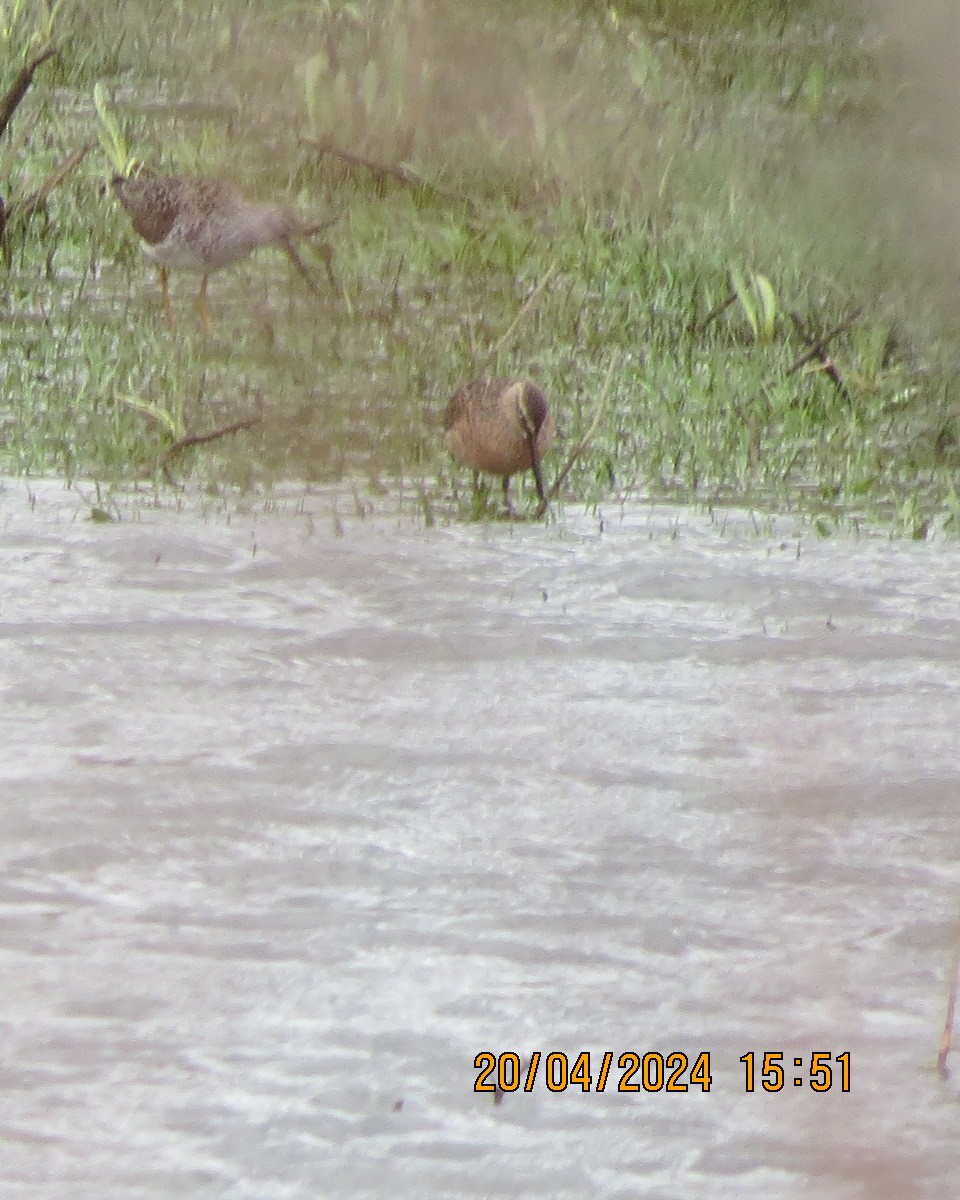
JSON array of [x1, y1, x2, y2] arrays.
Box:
[[740, 1051, 851, 1092]]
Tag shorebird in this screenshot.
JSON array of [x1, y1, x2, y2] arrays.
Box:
[[111, 173, 336, 335], [443, 377, 555, 515]]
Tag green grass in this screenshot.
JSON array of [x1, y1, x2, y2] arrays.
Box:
[[0, 0, 957, 534]]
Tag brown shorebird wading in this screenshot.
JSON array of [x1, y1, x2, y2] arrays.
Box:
[[443, 377, 555, 514], [111, 173, 336, 335]]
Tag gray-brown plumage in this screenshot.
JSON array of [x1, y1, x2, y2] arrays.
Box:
[[443, 377, 555, 512], [111, 174, 334, 334]]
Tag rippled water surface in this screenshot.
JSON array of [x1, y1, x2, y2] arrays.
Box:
[[1, 480, 959, 1199]]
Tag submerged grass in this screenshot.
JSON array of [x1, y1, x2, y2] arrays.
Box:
[[0, 0, 958, 533]]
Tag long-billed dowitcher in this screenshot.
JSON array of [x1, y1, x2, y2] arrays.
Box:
[[111, 173, 335, 335], [443, 377, 555, 514]]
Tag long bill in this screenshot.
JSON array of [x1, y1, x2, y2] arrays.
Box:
[[526, 426, 548, 506]]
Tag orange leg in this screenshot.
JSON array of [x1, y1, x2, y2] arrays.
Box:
[[158, 266, 174, 327], [194, 275, 214, 339]]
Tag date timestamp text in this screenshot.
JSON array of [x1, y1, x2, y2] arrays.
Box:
[[474, 1050, 852, 1096]]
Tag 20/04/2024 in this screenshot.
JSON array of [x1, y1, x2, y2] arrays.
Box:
[[474, 1051, 713, 1094]]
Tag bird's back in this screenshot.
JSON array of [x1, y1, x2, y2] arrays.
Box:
[[112, 174, 297, 270], [112, 174, 187, 246]]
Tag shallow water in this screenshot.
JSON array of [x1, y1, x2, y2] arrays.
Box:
[[1, 479, 958, 1199]]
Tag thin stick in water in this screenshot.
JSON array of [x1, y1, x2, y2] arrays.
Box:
[[18, 139, 95, 215], [534, 352, 620, 521], [483, 260, 558, 369], [938, 900, 960, 1079]]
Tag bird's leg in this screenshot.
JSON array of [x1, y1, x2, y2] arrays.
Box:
[[501, 476, 517, 519], [194, 274, 214, 339], [158, 266, 174, 327], [528, 439, 548, 508], [317, 241, 341, 295]]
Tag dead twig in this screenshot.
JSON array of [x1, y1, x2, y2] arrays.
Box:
[[0, 44, 58, 142], [729, 306, 863, 430], [533, 353, 619, 520], [299, 136, 476, 215], [697, 290, 736, 334], [164, 415, 261, 462], [18, 139, 95, 216], [161, 415, 261, 483], [0, 138, 93, 259], [296, 214, 341, 240], [938, 901, 960, 1080], [482, 261, 558, 369], [786, 307, 863, 403]]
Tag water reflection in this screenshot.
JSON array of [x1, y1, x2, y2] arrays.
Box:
[[0, 479, 958, 1199]]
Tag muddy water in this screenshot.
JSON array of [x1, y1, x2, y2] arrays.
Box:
[[1, 479, 958, 1199]]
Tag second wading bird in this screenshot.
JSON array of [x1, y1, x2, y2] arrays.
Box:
[[443, 377, 555, 516], [111, 173, 336, 335]]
